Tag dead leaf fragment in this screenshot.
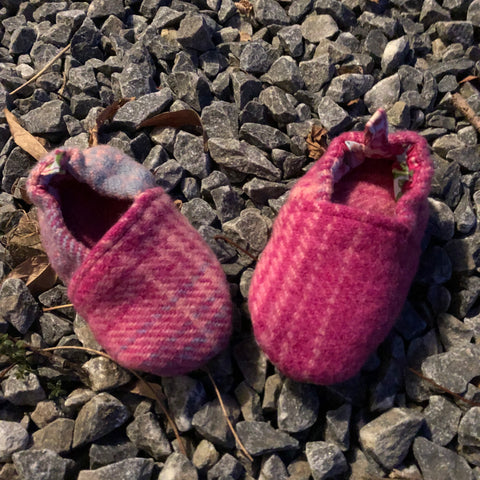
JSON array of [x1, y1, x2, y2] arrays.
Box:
[[138, 109, 208, 152], [306, 125, 328, 160], [89, 98, 134, 147], [129, 379, 166, 402], [6, 210, 45, 266], [4, 108, 48, 161], [6, 255, 57, 296], [235, 0, 253, 15]]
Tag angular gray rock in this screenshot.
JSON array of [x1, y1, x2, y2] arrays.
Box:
[[12, 449, 69, 480], [173, 130, 211, 178], [231, 70, 263, 110], [325, 403, 351, 451], [32, 418, 75, 454], [162, 376, 207, 432], [413, 437, 474, 480], [259, 86, 298, 124], [208, 138, 281, 181], [89, 434, 139, 470], [192, 396, 241, 449], [234, 381, 263, 422], [239, 123, 290, 151], [82, 357, 132, 392], [428, 198, 455, 241], [299, 55, 335, 92], [73, 393, 130, 448], [305, 441, 348, 480], [154, 159, 184, 193], [21, 100, 70, 135], [77, 458, 154, 480], [240, 41, 275, 75], [277, 379, 319, 433], [111, 90, 174, 132], [301, 14, 338, 42], [458, 407, 480, 448], [31, 400, 63, 429], [359, 408, 424, 469], [126, 412, 172, 460], [437, 313, 473, 350], [207, 453, 244, 480], [211, 186, 244, 223], [236, 421, 299, 456], [201, 101, 239, 140], [316, 96, 352, 135], [328, 74, 376, 104], [364, 74, 401, 113], [263, 56, 305, 94], [0, 420, 29, 462], [2, 370, 46, 406], [192, 439, 219, 472], [243, 178, 289, 205], [259, 454, 288, 480], [87, 0, 124, 19], [424, 396, 462, 446], [252, 0, 290, 26], [223, 209, 270, 257], [0, 278, 41, 334], [181, 198, 218, 229], [158, 452, 198, 480], [381, 36, 410, 75], [277, 25, 304, 58], [421, 344, 480, 393], [176, 15, 215, 52]]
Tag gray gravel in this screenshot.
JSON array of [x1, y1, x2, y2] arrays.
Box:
[[1, 0, 480, 478]]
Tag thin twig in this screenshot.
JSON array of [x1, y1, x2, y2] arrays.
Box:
[[9, 43, 71, 96], [408, 367, 480, 407], [0, 363, 17, 380], [206, 368, 254, 462], [214, 235, 258, 261], [42, 303, 74, 312], [451, 93, 480, 134]]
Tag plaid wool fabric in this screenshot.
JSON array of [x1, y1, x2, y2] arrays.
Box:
[[28, 146, 232, 376], [248, 109, 434, 385]]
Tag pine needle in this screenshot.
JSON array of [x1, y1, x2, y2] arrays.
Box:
[[9, 43, 71, 96], [206, 368, 254, 462]]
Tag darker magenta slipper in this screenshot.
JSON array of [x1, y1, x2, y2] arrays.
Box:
[[248, 109, 433, 385]]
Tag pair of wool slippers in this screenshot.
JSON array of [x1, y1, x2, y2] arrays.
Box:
[[27, 109, 433, 385]]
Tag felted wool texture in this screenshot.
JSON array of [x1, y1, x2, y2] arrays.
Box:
[[248, 109, 433, 385], [27, 146, 232, 376]]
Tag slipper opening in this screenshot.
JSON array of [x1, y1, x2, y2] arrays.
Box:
[[331, 157, 398, 217], [48, 173, 133, 249]]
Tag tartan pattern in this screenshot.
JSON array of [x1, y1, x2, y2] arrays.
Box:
[[248, 110, 433, 385], [27, 146, 232, 376]]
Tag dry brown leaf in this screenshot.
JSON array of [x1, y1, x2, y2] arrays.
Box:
[[235, 0, 253, 15], [129, 379, 166, 402], [89, 98, 134, 147], [459, 74, 480, 85], [6, 255, 57, 296], [239, 31, 252, 42], [306, 125, 328, 160], [347, 98, 360, 106], [6, 210, 45, 265], [138, 109, 208, 152], [4, 108, 48, 161]]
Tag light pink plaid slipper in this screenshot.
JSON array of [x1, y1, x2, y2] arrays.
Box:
[[248, 109, 433, 385], [27, 146, 232, 376]]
